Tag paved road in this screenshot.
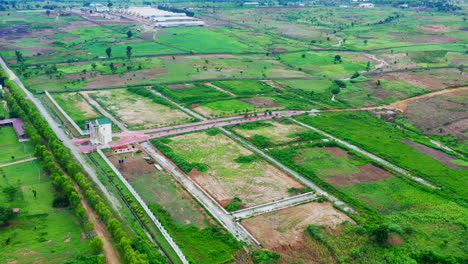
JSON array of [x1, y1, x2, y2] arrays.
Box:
[[0, 157, 37, 168], [0, 57, 122, 211], [231, 192, 318, 219], [96, 149, 189, 264], [140, 141, 260, 245], [220, 127, 356, 213], [80, 91, 128, 131], [291, 118, 436, 188]]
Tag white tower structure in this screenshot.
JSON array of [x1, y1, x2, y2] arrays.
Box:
[[86, 118, 112, 146]]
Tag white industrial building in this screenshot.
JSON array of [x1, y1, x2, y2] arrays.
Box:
[[86, 118, 112, 146], [117, 6, 204, 28]]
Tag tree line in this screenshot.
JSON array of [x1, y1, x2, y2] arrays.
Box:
[[0, 69, 163, 264]]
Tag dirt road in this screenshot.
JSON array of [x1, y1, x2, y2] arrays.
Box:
[[0, 157, 37, 168], [325, 86, 468, 112], [77, 186, 121, 264]]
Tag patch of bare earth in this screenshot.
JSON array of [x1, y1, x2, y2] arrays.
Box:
[[242, 202, 352, 263], [240, 97, 282, 107], [400, 139, 468, 169], [94, 89, 190, 128], [395, 36, 457, 43], [419, 24, 450, 33], [86, 68, 168, 89], [387, 71, 450, 90], [268, 48, 288, 53], [177, 133, 304, 207], [326, 164, 394, 187], [386, 233, 404, 246], [105, 147, 156, 181], [322, 146, 349, 157]]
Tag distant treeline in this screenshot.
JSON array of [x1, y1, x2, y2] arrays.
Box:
[[157, 5, 195, 17]]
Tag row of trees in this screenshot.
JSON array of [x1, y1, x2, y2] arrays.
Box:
[[1, 70, 155, 264]]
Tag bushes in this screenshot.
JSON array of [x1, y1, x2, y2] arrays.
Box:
[[236, 121, 275, 130], [4, 74, 153, 264], [150, 139, 208, 173], [234, 155, 257, 164], [224, 197, 243, 212], [251, 250, 281, 263], [149, 203, 242, 264], [287, 187, 313, 195], [127, 87, 173, 108], [251, 135, 274, 148]]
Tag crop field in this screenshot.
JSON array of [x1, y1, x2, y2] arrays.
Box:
[[210, 80, 275, 96], [51, 92, 103, 129], [90, 88, 192, 129], [162, 131, 306, 207], [0, 126, 34, 164], [242, 202, 352, 264], [295, 111, 468, 197]]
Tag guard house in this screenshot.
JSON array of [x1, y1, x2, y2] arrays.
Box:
[[86, 118, 112, 146]]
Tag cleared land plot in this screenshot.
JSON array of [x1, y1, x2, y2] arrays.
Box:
[[403, 89, 468, 154], [233, 120, 309, 145], [105, 147, 210, 227], [0, 126, 34, 165], [279, 52, 369, 79], [104, 146, 242, 264], [210, 80, 275, 96], [242, 202, 351, 263], [0, 160, 93, 264], [401, 139, 468, 169], [166, 132, 305, 207], [91, 89, 191, 129], [194, 99, 258, 118], [51, 92, 103, 129], [293, 146, 394, 186], [296, 111, 468, 197]]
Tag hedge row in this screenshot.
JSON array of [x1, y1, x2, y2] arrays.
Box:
[[2, 73, 157, 264]]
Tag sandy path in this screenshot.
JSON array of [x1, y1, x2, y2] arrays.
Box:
[[0, 157, 37, 167], [327, 86, 468, 112], [77, 185, 121, 264]]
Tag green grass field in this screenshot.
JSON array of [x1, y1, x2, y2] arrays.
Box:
[[295, 111, 468, 197], [295, 147, 360, 178], [0, 126, 34, 165], [51, 92, 103, 129], [211, 80, 275, 95], [0, 160, 94, 263]]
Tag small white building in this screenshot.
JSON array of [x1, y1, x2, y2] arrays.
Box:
[[86, 118, 112, 146], [357, 3, 375, 8]]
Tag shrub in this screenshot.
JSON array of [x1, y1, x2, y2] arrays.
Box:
[[252, 250, 281, 263], [234, 155, 257, 164]]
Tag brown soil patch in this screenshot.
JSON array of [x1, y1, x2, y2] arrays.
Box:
[[268, 48, 288, 53], [373, 89, 394, 100], [167, 83, 194, 89], [420, 24, 450, 33], [400, 139, 468, 169], [242, 202, 351, 257], [325, 163, 394, 187], [395, 36, 457, 43], [292, 155, 305, 162], [177, 133, 304, 207], [106, 148, 156, 180], [86, 68, 168, 89], [63, 35, 80, 40], [322, 146, 349, 157], [386, 233, 404, 246], [240, 97, 281, 107], [191, 103, 200, 108], [388, 71, 449, 90]]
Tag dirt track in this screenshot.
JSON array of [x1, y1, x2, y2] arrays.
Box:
[[326, 86, 468, 112]]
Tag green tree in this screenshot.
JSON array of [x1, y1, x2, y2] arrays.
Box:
[[126, 46, 133, 60], [126, 30, 133, 39], [334, 55, 342, 64], [105, 47, 112, 58], [14, 50, 24, 63], [331, 86, 340, 95], [0, 206, 16, 226], [3, 186, 18, 201], [90, 236, 104, 254], [109, 63, 116, 73], [372, 224, 389, 245]]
